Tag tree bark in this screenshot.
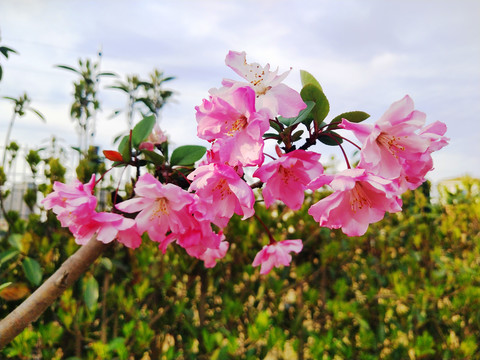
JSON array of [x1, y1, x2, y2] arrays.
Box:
[[0, 236, 110, 348]]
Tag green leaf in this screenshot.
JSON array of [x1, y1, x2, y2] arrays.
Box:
[[118, 135, 130, 162], [415, 331, 435, 356], [0, 249, 19, 267], [0, 46, 18, 58], [278, 101, 315, 127], [112, 133, 124, 144], [132, 115, 156, 148], [328, 111, 370, 130], [291, 130, 304, 142], [8, 234, 23, 251], [100, 258, 113, 271], [30, 108, 46, 122], [318, 131, 343, 146], [0, 66, 3, 82], [56, 65, 81, 74], [160, 141, 169, 160], [84, 276, 99, 310], [98, 72, 117, 77], [136, 97, 156, 113], [300, 84, 330, 126], [0, 282, 12, 291], [263, 132, 281, 140], [300, 70, 323, 91], [170, 145, 206, 166], [142, 150, 165, 165], [108, 85, 129, 92], [22, 257, 43, 286], [269, 120, 282, 133]]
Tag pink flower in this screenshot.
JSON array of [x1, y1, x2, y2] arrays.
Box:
[[195, 86, 269, 167], [160, 219, 226, 267], [188, 163, 255, 227], [418, 120, 449, 152], [70, 212, 142, 248], [42, 175, 97, 227], [396, 121, 449, 191], [116, 173, 196, 247], [308, 168, 402, 236], [42, 175, 143, 248], [139, 124, 168, 151], [224, 51, 306, 118], [199, 240, 229, 268], [198, 148, 222, 166], [252, 240, 303, 275], [253, 149, 324, 210], [116, 219, 143, 249], [138, 142, 154, 151], [168, 220, 224, 259], [340, 95, 432, 179]]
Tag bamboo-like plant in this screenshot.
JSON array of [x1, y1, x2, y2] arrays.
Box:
[[2, 92, 45, 168], [0, 30, 18, 82], [57, 58, 116, 156]]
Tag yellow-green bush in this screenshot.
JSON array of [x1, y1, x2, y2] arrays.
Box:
[[1, 177, 479, 359]]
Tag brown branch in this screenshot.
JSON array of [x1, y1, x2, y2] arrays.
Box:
[[0, 236, 110, 348]]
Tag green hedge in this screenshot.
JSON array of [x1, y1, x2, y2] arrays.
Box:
[[1, 177, 479, 359]]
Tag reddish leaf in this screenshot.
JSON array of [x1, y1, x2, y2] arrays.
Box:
[[103, 150, 124, 162], [0, 283, 30, 301]]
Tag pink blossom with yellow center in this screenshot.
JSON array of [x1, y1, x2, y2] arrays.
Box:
[[340, 95, 444, 180], [308, 168, 402, 236], [195, 86, 269, 167], [253, 149, 324, 210], [223, 50, 306, 118], [116, 173, 196, 247], [188, 163, 255, 228]]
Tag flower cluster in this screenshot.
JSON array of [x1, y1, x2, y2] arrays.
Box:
[[43, 51, 448, 274], [43, 175, 142, 248]]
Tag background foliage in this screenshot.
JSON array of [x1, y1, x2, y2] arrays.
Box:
[[1, 172, 479, 359]]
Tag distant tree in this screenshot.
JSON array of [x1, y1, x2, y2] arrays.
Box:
[[2, 92, 45, 167], [110, 69, 175, 126], [57, 58, 115, 155], [137, 69, 175, 118], [108, 74, 150, 130], [0, 30, 18, 82]]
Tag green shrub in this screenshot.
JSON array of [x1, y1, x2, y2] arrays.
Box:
[[1, 177, 479, 359]]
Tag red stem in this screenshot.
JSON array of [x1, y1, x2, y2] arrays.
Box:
[[254, 213, 276, 245]]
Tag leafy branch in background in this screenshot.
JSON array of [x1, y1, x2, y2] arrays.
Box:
[[138, 69, 175, 118], [109, 69, 175, 130], [109, 75, 149, 130], [56, 58, 116, 156], [2, 92, 45, 168], [0, 30, 18, 82]]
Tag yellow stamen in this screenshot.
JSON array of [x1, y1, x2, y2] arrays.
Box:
[[350, 183, 372, 212], [151, 198, 169, 219], [227, 115, 248, 137], [376, 132, 406, 158], [213, 179, 233, 200], [278, 165, 299, 185]]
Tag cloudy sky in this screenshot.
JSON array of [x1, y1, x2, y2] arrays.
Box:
[[0, 0, 479, 184]]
